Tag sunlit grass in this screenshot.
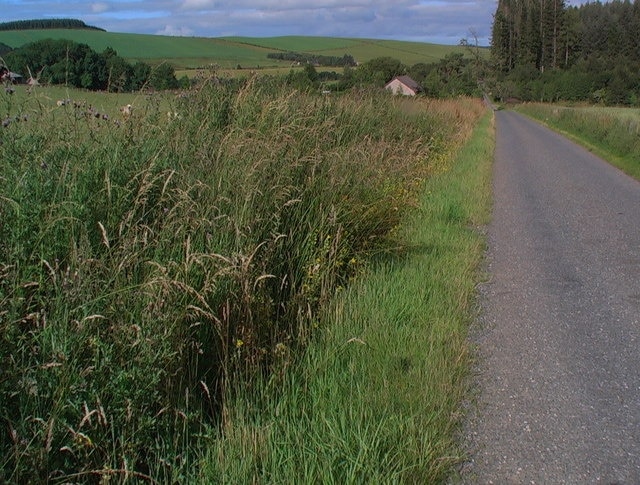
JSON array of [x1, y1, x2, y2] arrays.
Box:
[[203, 101, 492, 483], [1, 77, 489, 482], [517, 103, 640, 180]]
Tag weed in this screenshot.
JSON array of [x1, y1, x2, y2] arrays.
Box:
[[1, 78, 485, 481]]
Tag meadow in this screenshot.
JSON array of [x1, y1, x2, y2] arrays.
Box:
[[1, 79, 489, 482], [516, 104, 640, 180], [0, 30, 475, 69]]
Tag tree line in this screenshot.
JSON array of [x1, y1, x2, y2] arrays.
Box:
[[282, 53, 481, 98], [3, 39, 183, 91], [266, 51, 357, 67], [0, 19, 104, 31], [490, 0, 640, 104]]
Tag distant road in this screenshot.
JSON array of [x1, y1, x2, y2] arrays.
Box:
[[464, 111, 640, 483]]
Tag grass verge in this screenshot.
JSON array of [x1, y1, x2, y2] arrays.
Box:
[[515, 103, 640, 180], [203, 108, 494, 483], [1, 79, 486, 482]]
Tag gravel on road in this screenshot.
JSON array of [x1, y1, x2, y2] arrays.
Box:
[[462, 110, 640, 484]]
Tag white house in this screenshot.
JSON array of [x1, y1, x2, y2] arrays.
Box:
[[384, 75, 422, 96]]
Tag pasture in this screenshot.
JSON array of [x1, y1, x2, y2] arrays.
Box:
[[0, 30, 478, 69]]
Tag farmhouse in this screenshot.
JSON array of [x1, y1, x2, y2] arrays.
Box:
[[385, 75, 422, 96]]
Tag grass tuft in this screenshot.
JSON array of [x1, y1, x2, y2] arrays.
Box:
[[203, 103, 493, 483], [516, 103, 640, 180], [1, 78, 487, 481]]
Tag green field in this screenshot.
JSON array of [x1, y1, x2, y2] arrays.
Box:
[[0, 29, 477, 69]]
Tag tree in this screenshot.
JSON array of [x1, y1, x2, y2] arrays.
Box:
[[105, 54, 132, 92], [359, 57, 406, 85], [149, 63, 178, 90], [130, 62, 151, 91], [489, 0, 640, 105]]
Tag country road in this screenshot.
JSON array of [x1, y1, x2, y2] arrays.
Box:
[[463, 111, 640, 483]]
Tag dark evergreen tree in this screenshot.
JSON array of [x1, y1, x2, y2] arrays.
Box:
[[490, 0, 640, 105], [0, 18, 104, 31]]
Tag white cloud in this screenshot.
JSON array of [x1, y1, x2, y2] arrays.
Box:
[[5, 0, 499, 45], [91, 3, 110, 14], [156, 24, 195, 36]]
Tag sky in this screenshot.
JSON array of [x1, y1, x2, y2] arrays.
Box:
[[1, 0, 501, 46]]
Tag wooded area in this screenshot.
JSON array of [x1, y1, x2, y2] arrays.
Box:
[[0, 19, 104, 31], [3, 39, 182, 91], [491, 0, 640, 104]]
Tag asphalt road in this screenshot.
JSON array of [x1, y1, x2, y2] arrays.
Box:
[[463, 110, 640, 483]]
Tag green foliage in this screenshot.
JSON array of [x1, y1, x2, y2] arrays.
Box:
[[130, 61, 152, 91], [0, 18, 104, 32], [422, 53, 479, 97], [3, 39, 181, 91], [490, 0, 640, 105], [202, 99, 492, 484], [267, 51, 356, 67], [284, 63, 321, 91], [149, 62, 178, 90], [360, 56, 407, 85], [0, 82, 482, 482]]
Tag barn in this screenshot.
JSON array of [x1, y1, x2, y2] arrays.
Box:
[[384, 75, 422, 96]]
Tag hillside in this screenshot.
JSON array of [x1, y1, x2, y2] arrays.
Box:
[[0, 29, 475, 69]]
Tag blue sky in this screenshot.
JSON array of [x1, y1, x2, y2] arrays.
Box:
[[1, 0, 499, 45]]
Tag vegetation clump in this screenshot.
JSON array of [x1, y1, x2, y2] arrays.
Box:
[[267, 51, 357, 67], [0, 18, 105, 32], [3, 39, 180, 91], [0, 78, 476, 482], [490, 0, 640, 105]]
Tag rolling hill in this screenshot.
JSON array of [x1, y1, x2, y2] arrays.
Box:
[[0, 29, 477, 69]]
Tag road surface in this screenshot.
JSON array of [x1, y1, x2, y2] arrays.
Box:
[[463, 110, 640, 483]]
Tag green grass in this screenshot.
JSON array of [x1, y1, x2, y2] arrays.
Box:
[[203, 101, 493, 483], [0, 84, 142, 118], [0, 78, 488, 482], [226, 36, 479, 65], [516, 103, 640, 180], [0, 30, 479, 69]]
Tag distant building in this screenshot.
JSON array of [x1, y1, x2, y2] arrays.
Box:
[[384, 75, 422, 96]]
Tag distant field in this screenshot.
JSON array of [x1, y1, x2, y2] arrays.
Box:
[[227, 36, 474, 65], [0, 30, 479, 69]]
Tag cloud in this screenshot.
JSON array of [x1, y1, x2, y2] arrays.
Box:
[[181, 0, 216, 9], [91, 3, 110, 14], [156, 24, 195, 36], [3, 0, 499, 45]]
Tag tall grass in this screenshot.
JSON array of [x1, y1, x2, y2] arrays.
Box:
[[1, 79, 482, 482], [516, 103, 640, 180], [203, 101, 492, 483]]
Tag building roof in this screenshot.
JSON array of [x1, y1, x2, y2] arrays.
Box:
[[384, 75, 422, 94], [393, 76, 420, 91]]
